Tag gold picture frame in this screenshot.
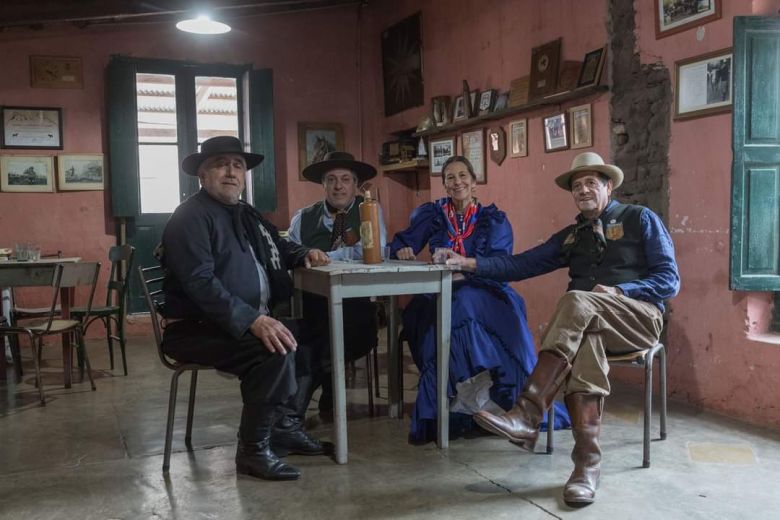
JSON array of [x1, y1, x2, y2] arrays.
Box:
[[30, 55, 84, 89], [57, 154, 104, 191], [460, 129, 486, 184], [568, 104, 592, 149], [509, 119, 528, 158], [297, 122, 344, 181]]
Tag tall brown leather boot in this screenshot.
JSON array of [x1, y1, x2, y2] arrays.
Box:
[[473, 351, 571, 451], [563, 393, 603, 507]]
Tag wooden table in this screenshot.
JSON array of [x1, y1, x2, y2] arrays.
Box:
[[0, 258, 81, 385], [294, 260, 453, 464]]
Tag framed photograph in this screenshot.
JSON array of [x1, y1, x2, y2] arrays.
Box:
[[488, 126, 506, 166], [568, 104, 592, 149], [543, 113, 569, 153], [1, 106, 63, 150], [576, 47, 607, 88], [460, 129, 486, 184], [452, 95, 467, 121], [30, 55, 84, 89], [674, 48, 732, 120], [297, 122, 344, 180], [478, 90, 496, 116], [655, 0, 721, 39], [431, 96, 451, 127], [469, 90, 479, 117], [0, 155, 55, 192], [493, 92, 509, 112], [57, 154, 104, 191], [429, 137, 456, 175], [529, 38, 561, 99], [509, 119, 528, 158]]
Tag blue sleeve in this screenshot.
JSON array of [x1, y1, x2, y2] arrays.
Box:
[[389, 203, 437, 257], [476, 233, 566, 282], [484, 212, 513, 257], [616, 209, 680, 302], [287, 209, 303, 245]]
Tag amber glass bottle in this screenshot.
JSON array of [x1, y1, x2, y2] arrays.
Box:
[[359, 190, 381, 264]]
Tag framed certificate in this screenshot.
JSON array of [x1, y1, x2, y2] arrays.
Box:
[[2, 106, 63, 149]]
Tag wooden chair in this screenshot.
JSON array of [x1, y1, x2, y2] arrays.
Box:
[[0, 262, 100, 405], [71, 245, 135, 375], [138, 265, 214, 473], [547, 342, 668, 467]]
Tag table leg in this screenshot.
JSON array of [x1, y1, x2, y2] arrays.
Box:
[[386, 295, 400, 418], [328, 278, 348, 464], [436, 271, 452, 449], [1, 288, 11, 381], [61, 287, 73, 388]]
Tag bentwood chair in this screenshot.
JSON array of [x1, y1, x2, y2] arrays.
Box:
[[547, 342, 668, 467], [138, 265, 214, 473], [71, 245, 135, 375], [0, 262, 100, 405]]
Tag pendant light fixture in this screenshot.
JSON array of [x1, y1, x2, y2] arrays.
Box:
[[176, 14, 231, 35]]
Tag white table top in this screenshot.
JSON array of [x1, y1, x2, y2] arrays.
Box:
[[0, 257, 81, 265], [306, 260, 458, 275]]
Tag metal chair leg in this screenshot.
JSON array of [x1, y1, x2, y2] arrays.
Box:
[[117, 316, 128, 376], [643, 356, 654, 469], [185, 370, 198, 450], [79, 329, 96, 391], [659, 346, 667, 440], [372, 347, 381, 398], [547, 404, 555, 454], [366, 352, 375, 417], [10, 335, 23, 381], [30, 333, 45, 406], [164, 369, 184, 473], [106, 317, 115, 371]]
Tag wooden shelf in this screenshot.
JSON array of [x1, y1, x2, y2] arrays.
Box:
[[414, 84, 609, 138], [379, 158, 430, 173]]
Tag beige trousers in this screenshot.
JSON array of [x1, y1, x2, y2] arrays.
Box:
[[540, 290, 663, 396]]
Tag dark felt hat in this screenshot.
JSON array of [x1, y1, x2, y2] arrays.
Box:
[[301, 151, 377, 184], [182, 136, 264, 176]]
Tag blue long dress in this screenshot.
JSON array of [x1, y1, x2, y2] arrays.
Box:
[[389, 198, 571, 443]]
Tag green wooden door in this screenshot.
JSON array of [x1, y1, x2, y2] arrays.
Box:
[[731, 17, 780, 290]]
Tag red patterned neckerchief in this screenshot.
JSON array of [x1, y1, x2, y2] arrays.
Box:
[[443, 198, 480, 255]]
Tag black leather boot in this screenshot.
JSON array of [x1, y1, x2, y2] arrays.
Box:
[[272, 376, 333, 456], [235, 405, 300, 481]]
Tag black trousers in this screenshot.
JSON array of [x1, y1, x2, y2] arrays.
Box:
[[162, 318, 324, 408]]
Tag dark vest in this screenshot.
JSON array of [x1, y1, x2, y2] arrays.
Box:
[[299, 196, 363, 250], [557, 202, 648, 291]]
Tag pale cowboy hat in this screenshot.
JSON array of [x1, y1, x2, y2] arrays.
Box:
[[182, 136, 264, 176], [301, 151, 377, 184], [554, 152, 624, 191]]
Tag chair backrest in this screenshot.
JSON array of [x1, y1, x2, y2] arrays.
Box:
[[106, 245, 135, 307], [137, 265, 177, 370], [38, 261, 101, 334]]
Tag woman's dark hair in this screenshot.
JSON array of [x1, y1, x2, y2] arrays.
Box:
[[440, 155, 477, 183]]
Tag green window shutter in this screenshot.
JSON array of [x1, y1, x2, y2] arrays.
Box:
[[106, 56, 140, 217], [248, 68, 276, 212], [731, 17, 780, 290]]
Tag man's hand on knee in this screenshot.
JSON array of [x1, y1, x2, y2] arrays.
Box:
[[250, 315, 298, 354]]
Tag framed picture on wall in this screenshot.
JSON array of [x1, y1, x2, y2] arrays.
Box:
[[30, 55, 84, 89], [509, 119, 528, 158], [576, 47, 607, 88], [429, 136, 456, 175], [543, 113, 569, 153], [297, 122, 344, 181], [431, 95, 451, 127], [674, 48, 732, 120], [488, 126, 506, 166], [1, 106, 63, 150], [460, 129, 486, 184], [655, 0, 721, 39], [0, 155, 55, 192], [568, 104, 593, 149], [57, 154, 104, 191]]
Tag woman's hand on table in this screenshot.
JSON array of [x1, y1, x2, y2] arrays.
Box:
[[396, 247, 416, 261]]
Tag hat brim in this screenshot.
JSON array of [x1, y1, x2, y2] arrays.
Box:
[[182, 151, 264, 176], [554, 164, 624, 191], [302, 159, 377, 184]]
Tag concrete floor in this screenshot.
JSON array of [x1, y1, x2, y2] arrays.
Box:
[[1, 333, 779, 520]]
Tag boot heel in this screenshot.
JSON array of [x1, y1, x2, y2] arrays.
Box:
[[509, 438, 537, 452]]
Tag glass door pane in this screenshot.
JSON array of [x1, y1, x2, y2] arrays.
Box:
[[195, 76, 240, 143]]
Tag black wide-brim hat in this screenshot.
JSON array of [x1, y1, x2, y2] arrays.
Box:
[[182, 136, 264, 176], [302, 151, 377, 184]]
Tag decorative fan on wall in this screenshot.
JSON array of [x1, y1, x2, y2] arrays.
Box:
[[381, 12, 424, 117]]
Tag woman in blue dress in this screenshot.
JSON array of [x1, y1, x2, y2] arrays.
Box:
[[390, 156, 570, 443]]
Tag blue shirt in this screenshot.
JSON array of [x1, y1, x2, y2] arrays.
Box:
[[476, 200, 680, 312]]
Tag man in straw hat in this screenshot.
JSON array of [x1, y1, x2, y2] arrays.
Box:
[[160, 136, 332, 481], [287, 151, 387, 423], [445, 151, 680, 506]]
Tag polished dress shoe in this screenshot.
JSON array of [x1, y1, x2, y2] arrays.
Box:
[[235, 441, 301, 481], [272, 427, 334, 456]]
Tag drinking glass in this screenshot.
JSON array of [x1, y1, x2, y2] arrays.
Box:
[[340, 246, 354, 263], [381, 246, 391, 261], [15, 243, 28, 261], [28, 244, 41, 261]]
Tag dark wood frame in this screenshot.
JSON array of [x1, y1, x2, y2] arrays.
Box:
[[488, 126, 506, 166], [654, 0, 721, 39], [30, 55, 84, 89], [674, 47, 732, 121], [509, 119, 528, 158], [297, 122, 344, 181], [576, 47, 607, 88], [568, 103, 592, 149], [478, 89, 496, 116], [1, 106, 63, 150], [542, 112, 569, 153], [429, 135, 456, 175], [529, 38, 561, 99]]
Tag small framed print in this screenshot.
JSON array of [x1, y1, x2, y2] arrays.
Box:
[[0, 155, 55, 192], [577, 47, 607, 88], [674, 48, 732, 120], [30, 55, 84, 89], [509, 119, 528, 158], [543, 113, 569, 153], [493, 92, 509, 112], [2, 106, 63, 150], [297, 122, 344, 181], [452, 95, 467, 121], [655, 0, 721, 39], [568, 104, 592, 149], [57, 154, 104, 191], [431, 96, 452, 127], [460, 129, 486, 184], [430, 136, 456, 175], [478, 89, 495, 116]]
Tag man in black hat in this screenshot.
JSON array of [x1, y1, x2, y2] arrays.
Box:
[[287, 151, 386, 421], [160, 136, 332, 481]]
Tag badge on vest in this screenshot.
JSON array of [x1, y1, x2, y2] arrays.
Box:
[[605, 221, 624, 240]]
